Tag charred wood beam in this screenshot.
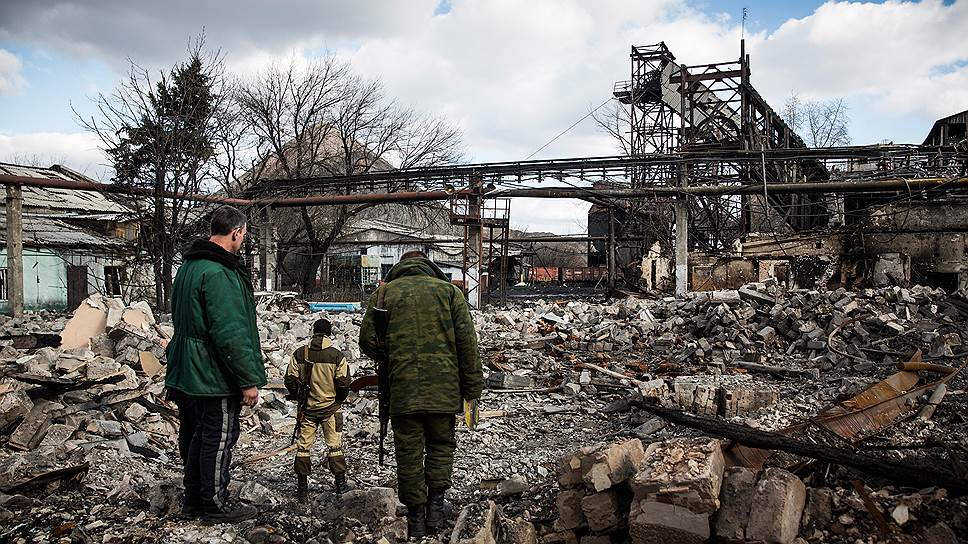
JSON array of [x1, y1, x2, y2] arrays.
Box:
[[631, 400, 968, 495]]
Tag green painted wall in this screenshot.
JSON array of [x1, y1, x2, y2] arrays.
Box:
[[0, 248, 125, 312]]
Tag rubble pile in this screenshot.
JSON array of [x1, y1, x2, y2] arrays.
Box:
[[1, 283, 967, 543], [481, 283, 959, 379]]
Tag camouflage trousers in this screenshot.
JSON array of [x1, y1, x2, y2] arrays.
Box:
[[294, 410, 345, 476], [391, 413, 456, 507]]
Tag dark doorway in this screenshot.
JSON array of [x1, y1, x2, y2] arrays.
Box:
[[67, 266, 89, 311]]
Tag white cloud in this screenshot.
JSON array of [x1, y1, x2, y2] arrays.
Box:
[[752, 0, 968, 118], [0, 48, 26, 96], [0, 131, 108, 179], [3, 1, 967, 232]]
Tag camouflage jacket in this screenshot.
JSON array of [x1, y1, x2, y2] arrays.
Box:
[[359, 258, 482, 415], [284, 335, 350, 415]]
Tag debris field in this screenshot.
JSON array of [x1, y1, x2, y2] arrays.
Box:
[[2, 282, 968, 544]]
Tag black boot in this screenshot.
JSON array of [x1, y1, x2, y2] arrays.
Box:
[[407, 507, 426, 539], [425, 488, 446, 534], [334, 472, 352, 494], [297, 475, 308, 503]]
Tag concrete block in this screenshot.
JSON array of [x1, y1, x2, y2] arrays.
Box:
[[631, 437, 725, 514], [714, 466, 757, 541], [558, 447, 595, 489], [581, 439, 645, 492], [746, 468, 806, 544], [554, 489, 586, 531], [580, 491, 620, 532], [629, 500, 709, 544]]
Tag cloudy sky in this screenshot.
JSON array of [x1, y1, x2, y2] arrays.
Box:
[[1, 0, 966, 233]]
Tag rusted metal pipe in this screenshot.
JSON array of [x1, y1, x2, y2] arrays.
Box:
[[4, 173, 968, 208], [0, 174, 251, 206]]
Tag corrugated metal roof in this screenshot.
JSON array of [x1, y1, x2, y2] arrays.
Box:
[[0, 213, 130, 249], [0, 162, 134, 217]]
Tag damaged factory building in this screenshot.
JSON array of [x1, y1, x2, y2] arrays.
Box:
[[2, 19, 968, 544]]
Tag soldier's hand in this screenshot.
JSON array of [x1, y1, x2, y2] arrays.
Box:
[[241, 386, 260, 407]]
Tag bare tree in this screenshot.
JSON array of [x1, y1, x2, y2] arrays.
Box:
[[592, 102, 634, 156], [782, 93, 851, 148], [237, 57, 463, 294], [77, 37, 229, 310]]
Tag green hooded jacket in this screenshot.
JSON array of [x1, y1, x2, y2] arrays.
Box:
[[359, 257, 482, 415], [165, 240, 267, 397]]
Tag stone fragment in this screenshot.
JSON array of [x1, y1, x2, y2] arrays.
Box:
[[580, 491, 621, 532], [757, 326, 777, 343], [558, 447, 595, 489], [746, 468, 806, 544], [581, 438, 645, 492], [922, 522, 959, 544], [39, 423, 75, 447], [629, 500, 709, 544], [341, 487, 398, 526], [801, 487, 833, 530], [631, 437, 724, 514], [554, 489, 586, 531], [8, 399, 63, 451], [714, 466, 757, 541], [498, 474, 529, 496], [0, 388, 32, 429]]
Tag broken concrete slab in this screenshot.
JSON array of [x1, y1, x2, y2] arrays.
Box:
[[629, 499, 709, 544], [631, 437, 724, 514], [8, 399, 63, 451], [580, 438, 645, 492], [746, 468, 806, 544], [60, 301, 108, 350], [554, 489, 586, 532], [714, 466, 757, 541]]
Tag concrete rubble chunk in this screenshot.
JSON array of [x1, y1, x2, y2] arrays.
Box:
[[631, 437, 724, 514], [8, 399, 63, 451], [746, 468, 806, 544], [497, 474, 529, 496], [554, 489, 586, 531], [580, 490, 623, 532], [714, 466, 757, 541], [629, 500, 710, 544], [341, 487, 398, 526], [0, 387, 33, 429], [580, 438, 645, 492]]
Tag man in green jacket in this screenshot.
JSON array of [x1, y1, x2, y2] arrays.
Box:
[[359, 251, 483, 538], [166, 205, 267, 522]]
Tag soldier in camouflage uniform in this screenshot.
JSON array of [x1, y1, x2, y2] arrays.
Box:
[[360, 251, 482, 538], [285, 319, 352, 502]]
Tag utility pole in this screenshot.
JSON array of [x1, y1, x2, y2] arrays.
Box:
[[675, 165, 689, 296], [5, 184, 23, 316], [259, 207, 276, 291]]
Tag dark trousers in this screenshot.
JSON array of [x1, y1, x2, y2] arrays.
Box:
[[173, 392, 242, 510], [391, 413, 456, 507], [170, 390, 196, 463]]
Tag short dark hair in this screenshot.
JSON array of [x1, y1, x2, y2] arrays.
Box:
[[313, 318, 332, 336], [210, 206, 247, 236], [400, 250, 427, 261]]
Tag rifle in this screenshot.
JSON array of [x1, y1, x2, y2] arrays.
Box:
[[373, 285, 391, 466], [290, 347, 311, 445]]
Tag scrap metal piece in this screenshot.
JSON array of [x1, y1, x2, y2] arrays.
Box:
[[724, 353, 963, 469]]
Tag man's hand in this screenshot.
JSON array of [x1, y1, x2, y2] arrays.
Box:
[[241, 386, 260, 407]]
